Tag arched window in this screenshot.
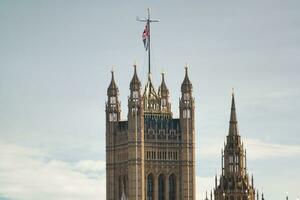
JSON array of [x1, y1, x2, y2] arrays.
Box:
[[169, 174, 176, 200], [158, 174, 165, 200], [147, 174, 153, 200]]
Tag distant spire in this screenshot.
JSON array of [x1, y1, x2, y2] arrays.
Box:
[[228, 91, 239, 135], [251, 174, 254, 187], [215, 175, 217, 188], [107, 70, 118, 96], [262, 193, 265, 200], [245, 149, 247, 171], [181, 65, 192, 93], [130, 64, 141, 91], [221, 148, 224, 175], [210, 190, 213, 200], [257, 190, 259, 200]]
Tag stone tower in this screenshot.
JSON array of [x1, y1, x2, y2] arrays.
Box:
[[105, 65, 196, 200], [214, 92, 256, 200]]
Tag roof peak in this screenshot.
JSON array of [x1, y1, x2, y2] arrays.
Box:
[[228, 91, 239, 135], [130, 64, 141, 90], [107, 70, 118, 95], [181, 65, 192, 93]]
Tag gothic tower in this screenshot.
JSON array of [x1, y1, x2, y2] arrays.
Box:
[[105, 65, 196, 200], [214, 92, 255, 200]]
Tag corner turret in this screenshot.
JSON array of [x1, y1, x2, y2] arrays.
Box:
[[158, 72, 171, 113]]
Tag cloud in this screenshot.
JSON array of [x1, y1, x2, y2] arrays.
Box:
[[198, 137, 300, 160], [245, 138, 300, 159], [1, 139, 299, 200], [196, 176, 215, 200], [0, 142, 106, 200]]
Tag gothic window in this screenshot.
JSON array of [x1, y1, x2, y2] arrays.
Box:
[[132, 107, 138, 113], [235, 155, 239, 163], [169, 130, 176, 140], [184, 93, 190, 100], [169, 174, 176, 200], [161, 99, 167, 107], [229, 155, 234, 163], [158, 174, 165, 200], [235, 165, 239, 172], [183, 109, 190, 119], [133, 91, 139, 99], [109, 113, 117, 122], [110, 96, 116, 104], [147, 174, 154, 200]]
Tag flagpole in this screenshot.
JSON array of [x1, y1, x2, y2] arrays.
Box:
[[137, 9, 159, 78], [147, 8, 151, 76]]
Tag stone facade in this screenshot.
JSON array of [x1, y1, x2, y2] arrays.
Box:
[[106, 66, 195, 200]]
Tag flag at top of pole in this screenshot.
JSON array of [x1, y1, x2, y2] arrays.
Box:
[[142, 23, 149, 50], [137, 8, 159, 74]]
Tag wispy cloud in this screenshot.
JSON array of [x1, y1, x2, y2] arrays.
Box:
[[1, 139, 299, 200], [197, 176, 215, 200], [245, 138, 300, 159], [198, 137, 300, 160], [0, 142, 105, 200]]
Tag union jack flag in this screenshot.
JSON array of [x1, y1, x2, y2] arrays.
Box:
[[142, 23, 149, 50]]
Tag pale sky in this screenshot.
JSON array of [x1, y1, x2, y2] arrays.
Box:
[[0, 1, 300, 200]]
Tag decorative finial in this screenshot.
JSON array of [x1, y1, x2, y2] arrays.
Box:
[[111, 65, 115, 74], [232, 88, 235, 96], [185, 62, 188, 70]]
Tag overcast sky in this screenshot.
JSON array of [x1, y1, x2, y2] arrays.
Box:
[[0, 1, 300, 200]]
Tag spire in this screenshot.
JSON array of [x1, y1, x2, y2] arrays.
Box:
[[262, 193, 265, 200], [215, 175, 217, 188], [210, 190, 213, 200], [107, 70, 118, 96], [143, 75, 158, 99], [228, 90, 239, 135], [245, 149, 247, 171], [251, 174, 254, 187], [158, 72, 169, 97], [221, 148, 224, 175], [130, 64, 141, 91], [181, 65, 192, 93]]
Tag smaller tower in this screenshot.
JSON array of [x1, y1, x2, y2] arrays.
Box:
[[106, 70, 121, 123], [204, 191, 209, 200], [106, 70, 121, 200], [158, 72, 171, 113], [179, 66, 195, 199], [127, 64, 145, 200], [214, 92, 255, 200]]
